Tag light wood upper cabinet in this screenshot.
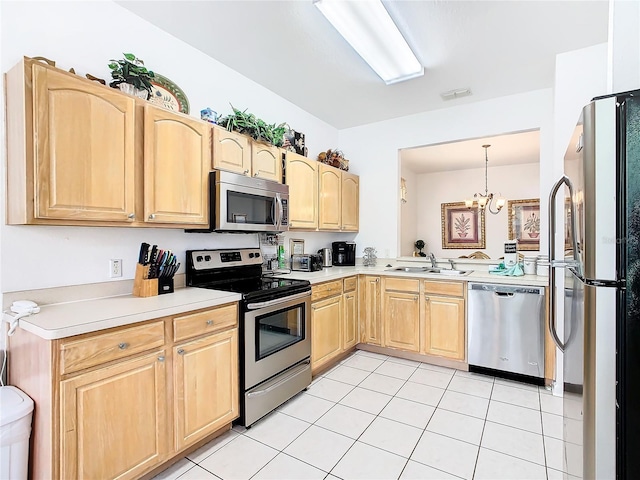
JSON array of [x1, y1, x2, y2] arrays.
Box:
[[251, 142, 282, 182], [285, 152, 318, 229], [173, 329, 238, 450], [359, 276, 382, 345], [143, 105, 210, 225], [60, 350, 168, 480], [212, 126, 251, 175], [341, 171, 359, 232], [318, 164, 342, 230], [19, 62, 137, 223], [311, 295, 343, 371]]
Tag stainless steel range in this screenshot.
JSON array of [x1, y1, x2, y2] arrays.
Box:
[[186, 248, 311, 426]]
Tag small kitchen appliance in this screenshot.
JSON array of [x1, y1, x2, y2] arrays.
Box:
[[291, 254, 323, 272], [332, 241, 356, 266], [318, 248, 332, 268], [186, 248, 311, 426]]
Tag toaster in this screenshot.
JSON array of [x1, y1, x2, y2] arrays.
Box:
[[291, 254, 323, 272]]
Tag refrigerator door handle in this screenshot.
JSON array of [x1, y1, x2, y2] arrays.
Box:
[[548, 174, 579, 352]]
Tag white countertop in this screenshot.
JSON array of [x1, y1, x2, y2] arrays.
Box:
[[282, 264, 550, 287], [13, 288, 241, 340]]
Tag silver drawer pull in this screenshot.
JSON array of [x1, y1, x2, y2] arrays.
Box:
[[158, 356, 165, 362], [127, 213, 135, 219], [425, 296, 430, 302], [148, 214, 156, 220], [206, 320, 214, 325], [178, 348, 186, 355], [118, 342, 129, 350]]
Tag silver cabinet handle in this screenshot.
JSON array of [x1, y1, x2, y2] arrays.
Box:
[[375, 278, 379, 283], [206, 320, 214, 325], [244, 169, 250, 175], [148, 214, 155, 220], [425, 296, 430, 302], [177, 348, 185, 355], [414, 296, 418, 301], [157, 356, 165, 362], [118, 342, 129, 350], [127, 213, 135, 219], [254, 173, 259, 177]]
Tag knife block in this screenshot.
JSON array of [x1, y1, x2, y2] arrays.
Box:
[[133, 264, 158, 298]]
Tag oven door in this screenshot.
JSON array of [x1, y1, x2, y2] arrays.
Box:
[[217, 182, 287, 232], [244, 291, 310, 389]]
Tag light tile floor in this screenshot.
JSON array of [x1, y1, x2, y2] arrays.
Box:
[[154, 350, 569, 480]]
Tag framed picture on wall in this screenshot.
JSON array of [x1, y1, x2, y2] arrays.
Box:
[[508, 198, 540, 251], [441, 202, 485, 249]]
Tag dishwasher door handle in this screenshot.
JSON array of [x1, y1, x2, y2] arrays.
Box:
[[495, 292, 515, 297]]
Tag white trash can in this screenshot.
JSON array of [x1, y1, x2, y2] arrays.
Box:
[[0, 386, 34, 480]]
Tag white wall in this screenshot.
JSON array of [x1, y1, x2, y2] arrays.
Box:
[[0, 0, 341, 292], [340, 89, 555, 258], [410, 163, 540, 259]]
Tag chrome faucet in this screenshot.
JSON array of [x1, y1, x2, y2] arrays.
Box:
[[448, 259, 456, 270], [429, 253, 437, 268]]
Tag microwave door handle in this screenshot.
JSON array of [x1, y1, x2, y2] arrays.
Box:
[[548, 175, 568, 352], [271, 196, 277, 230], [275, 194, 283, 230]]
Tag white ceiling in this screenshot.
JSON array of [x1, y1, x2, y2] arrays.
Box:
[[118, 0, 609, 130], [401, 129, 540, 174]]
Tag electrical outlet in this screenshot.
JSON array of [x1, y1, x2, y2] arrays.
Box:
[[110, 259, 123, 278]]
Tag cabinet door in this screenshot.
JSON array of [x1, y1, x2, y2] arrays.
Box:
[[144, 105, 210, 225], [341, 172, 359, 231], [174, 329, 239, 450], [343, 289, 358, 350], [33, 64, 136, 222], [424, 296, 465, 360], [311, 295, 343, 371], [212, 126, 250, 174], [360, 276, 382, 345], [383, 291, 420, 352], [251, 142, 282, 182], [285, 152, 318, 229], [60, 351, 167, 480], [318, 164, 341, 230]]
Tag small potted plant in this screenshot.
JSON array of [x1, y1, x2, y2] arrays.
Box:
[[108, 53, 155, 100]]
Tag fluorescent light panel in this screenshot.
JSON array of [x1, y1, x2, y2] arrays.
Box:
[[314, 0, 423, 85]]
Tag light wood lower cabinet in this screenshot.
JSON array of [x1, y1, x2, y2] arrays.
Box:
[[423, 281, 466, 360], [60, 350, 168, 479], [311, 295, 343, 371], [173, 329, 238, 450], [8, 302, 239, 480], [359, 276, 382, 345], [311, 277, 359, 372], [383, 291, 421, 353]]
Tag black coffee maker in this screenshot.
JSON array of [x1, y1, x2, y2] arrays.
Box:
[[332, 241, 356, 266]]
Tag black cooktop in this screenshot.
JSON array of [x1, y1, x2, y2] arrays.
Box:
[[196, 276, 310, 302]]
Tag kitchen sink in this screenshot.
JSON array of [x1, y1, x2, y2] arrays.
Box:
[[385, 266, 473, 275]]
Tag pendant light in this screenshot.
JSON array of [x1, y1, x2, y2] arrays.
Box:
[[465, 144, 505, 214]]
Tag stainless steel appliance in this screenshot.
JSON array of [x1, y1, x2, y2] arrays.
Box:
[[548, 90, 640, 479], [332, 241, 356, 266], [189, 170, 289, 233], [467, 282, 545, 379], [318, 248, 332, 268], [291, 254, 323, 272], [186, 248, 311, 426]]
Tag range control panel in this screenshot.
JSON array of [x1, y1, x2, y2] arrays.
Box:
[[189, 249, 262, 270]]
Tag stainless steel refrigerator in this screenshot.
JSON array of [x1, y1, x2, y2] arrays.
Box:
[[549, 89, 640, 479]]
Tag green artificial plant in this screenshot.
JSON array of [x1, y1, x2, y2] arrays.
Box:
[[108, 53, 155, 94], [217, 105, 287, 147]]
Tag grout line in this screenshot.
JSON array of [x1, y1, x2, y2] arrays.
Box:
[[471, 377, 494, 479]]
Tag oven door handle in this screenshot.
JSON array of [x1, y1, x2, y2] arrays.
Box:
[[246, 360, 311, 398], [246, 291, 311, 310]]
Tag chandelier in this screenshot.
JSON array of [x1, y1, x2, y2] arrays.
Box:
[[465, 144, 505, 215]]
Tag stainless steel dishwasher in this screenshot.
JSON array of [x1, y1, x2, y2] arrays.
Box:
[[467, 282, 545, 379]]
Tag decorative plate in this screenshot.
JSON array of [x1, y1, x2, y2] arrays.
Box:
[[149, 73, 190, 114]]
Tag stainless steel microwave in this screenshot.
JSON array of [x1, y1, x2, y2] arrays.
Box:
[[190, 170, 289, 233]]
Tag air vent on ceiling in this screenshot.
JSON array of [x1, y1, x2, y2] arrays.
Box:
[[440, 88, 472, 101]]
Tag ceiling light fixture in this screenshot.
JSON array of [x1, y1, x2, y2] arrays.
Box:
[[313, 0, 423, 85], [465, 145, 505, 215]]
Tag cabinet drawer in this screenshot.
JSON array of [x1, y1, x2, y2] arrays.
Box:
[[60, 321, 165, 375], [343, 276, 357, 292], [423, 280, 465, 297], [312, 280, 343, 302], [173, 303, 238, 342], [384, 277, 420, 293]]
